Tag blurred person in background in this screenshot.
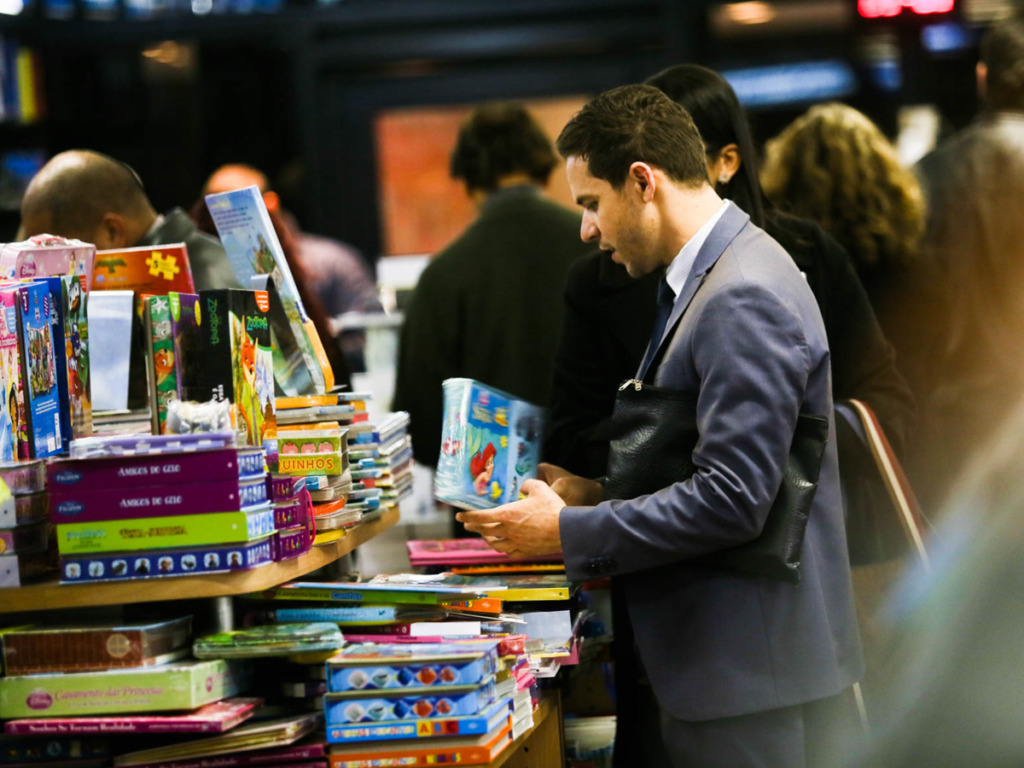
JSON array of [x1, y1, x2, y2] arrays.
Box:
[[840, 396, 1024, 768], [197, 163, 381, 375], [393, 102, 591, 471], [20, 149, 239, 292], [759, 103, 926, 384], [544, 65, 915, 482], [191, 165, 353, 388], [895, 12, 1024, 517]]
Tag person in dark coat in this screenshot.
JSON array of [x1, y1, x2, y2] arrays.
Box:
[[393, 102, 591, 468], [543, 65, 916, 480]]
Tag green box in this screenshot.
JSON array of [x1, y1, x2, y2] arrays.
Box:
[[55, 507, 275, 554], [0, 658, 250, 718]]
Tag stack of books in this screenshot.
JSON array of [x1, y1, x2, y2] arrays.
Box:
[[322, 640, 514, 767], [50, 434, 278, 583], [273, 393, 360, 541], [347, 411, 413, 513], [0, 618, 254, 751], [0, 459, 48, 587]]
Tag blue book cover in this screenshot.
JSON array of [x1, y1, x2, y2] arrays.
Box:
[[273, 605, 406, 624], [326, 697, 511, 743], [205, 185, 331, 395], [41, 276, 72, 452], [15, 281, 62, 458], [434, 379, 545, 510]]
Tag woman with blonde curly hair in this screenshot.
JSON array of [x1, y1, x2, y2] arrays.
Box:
[[761, 103, 926, 317]]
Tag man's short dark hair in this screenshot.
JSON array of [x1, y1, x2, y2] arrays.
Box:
[[449, 102, 557, 192], [555, 84, 709, 189], [982, 12, 1024, 111]]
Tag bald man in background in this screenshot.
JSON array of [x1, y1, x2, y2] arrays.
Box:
[[20, 150, 239, 291]]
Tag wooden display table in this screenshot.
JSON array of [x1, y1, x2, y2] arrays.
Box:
[[493, 692, 565, 768]]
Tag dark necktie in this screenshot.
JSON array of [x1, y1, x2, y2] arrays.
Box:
[[640, 276, 675, 378]]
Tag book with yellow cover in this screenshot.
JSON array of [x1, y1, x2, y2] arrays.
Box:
[[327, 716, 511, 767]]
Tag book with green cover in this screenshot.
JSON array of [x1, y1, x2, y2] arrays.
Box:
[[370, 572, 575, 602], [192, 622, 344, 659], [260, 580, 493, 606]]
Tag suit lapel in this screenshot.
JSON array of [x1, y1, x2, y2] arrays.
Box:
[[638, 204, 751, 380]]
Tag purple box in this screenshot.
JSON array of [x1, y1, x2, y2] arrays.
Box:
[[47, 447, 265, 490], [50, 477, 269, 525], [274, 524, 313, 562], [268, 473, 306, 502], [273, 495, 312, 531]]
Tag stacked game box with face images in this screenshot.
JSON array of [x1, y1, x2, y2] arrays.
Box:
[[50, 435, 278, 583], [322, 640, 515, 767], [269, 392, 369, 541]]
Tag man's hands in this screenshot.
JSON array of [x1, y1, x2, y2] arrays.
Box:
[[456, 464, 603, 556], [538, 462, 604, 507], [456, 479, 566, 557]]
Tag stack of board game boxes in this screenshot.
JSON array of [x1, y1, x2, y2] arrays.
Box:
[[0, 617, 256, 766], [0, 617, 342, 768], [0, 460, 47, 588], [272, 392, 362, 542], [322, 639, 515, 767], [49, 435, 280, 583]]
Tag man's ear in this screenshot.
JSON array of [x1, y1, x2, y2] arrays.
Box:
[[628, 162, 656, 202], [95, 212, 131, 249]]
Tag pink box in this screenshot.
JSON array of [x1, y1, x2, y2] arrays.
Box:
[[0, 236, 95, 289]]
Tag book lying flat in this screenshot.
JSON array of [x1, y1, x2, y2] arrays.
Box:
[[369, 572, 574, 602], [3, 698, 262, 735], [113, 712, 322, 767], [407, 538, 564, 567], [260, 581, 494, 606], [110, 736, 327, 768], [326, 697, 510, 744]]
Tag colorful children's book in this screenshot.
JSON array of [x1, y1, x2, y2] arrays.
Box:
[[434, 379, 544, 510], [99, 738, 327, 768], [47, 447, 265, 490], [261, 580, 494, 606], [197, 289, 275, 448], [91, 244, 195, 295], [271, 605, 447, 626], [0, 616, 191, 675], [192, 623, 343, 659], [3, 697, 262, 735], [168, 292, 201, 400], [144, 294, 178, 434], [0, 289, 25, 461], [325, 697, 510, 744], [39, 277, 72, 451], [60, 274, 92, 438], [205, 186, 333, 395], [370, 572, 574, 602], [323, 680, 496, 724], [325, 641, 499, 692], [12, 281, 62, 458], [68, 431, 236, 459]]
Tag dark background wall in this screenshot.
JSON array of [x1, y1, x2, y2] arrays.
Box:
[[0, 0, 986, 258]]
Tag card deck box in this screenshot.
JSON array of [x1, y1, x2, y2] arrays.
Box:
[[59, 534, 275, 583], [55, 506, 276, 554], [0, 659, 251, 718], [50, 476, 269, 525], [48, 447, 265, 491], [0, 616, 191, 675]]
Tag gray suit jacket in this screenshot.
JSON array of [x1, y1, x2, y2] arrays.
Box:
[[560, 203, 863, 721]]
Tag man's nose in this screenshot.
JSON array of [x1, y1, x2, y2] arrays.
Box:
[[581, 215, 599, 243]]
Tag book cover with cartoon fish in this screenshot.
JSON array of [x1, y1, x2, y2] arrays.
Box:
[[434, 379, 545, 511]]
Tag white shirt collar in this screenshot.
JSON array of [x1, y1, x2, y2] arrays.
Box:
[[663, 199, 731, 299]]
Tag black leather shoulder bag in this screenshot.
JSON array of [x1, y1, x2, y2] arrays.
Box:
[[604, 378, 829, 584]]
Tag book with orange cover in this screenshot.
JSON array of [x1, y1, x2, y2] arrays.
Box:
[[92, 244, 195, 295], [327, 716, 511, 767]]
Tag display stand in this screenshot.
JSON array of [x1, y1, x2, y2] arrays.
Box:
[[494, 692, 565, 768], [0, 506, 399, 613]]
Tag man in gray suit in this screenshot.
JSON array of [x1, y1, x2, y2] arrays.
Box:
[[459, 85, 863, 767]]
